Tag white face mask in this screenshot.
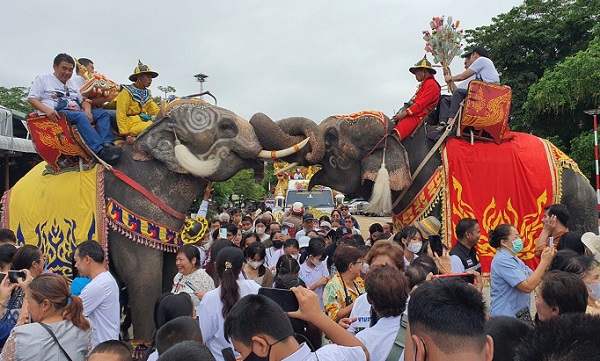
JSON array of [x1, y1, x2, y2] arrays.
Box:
[[290, 254, 299, 260], [248, 260, 264, 269], [311, 257, 322, 266], [407, 241, 423, 254], [361, 262, 370, 274], [255, 227, 265, 235], [589, 282, 600, 300]]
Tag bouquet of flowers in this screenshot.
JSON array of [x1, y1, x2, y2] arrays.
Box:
[[422, 16, 464, 67]]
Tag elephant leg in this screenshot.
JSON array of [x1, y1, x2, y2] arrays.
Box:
[[560, 169, 598, 233], [109, 236, 164, 341]]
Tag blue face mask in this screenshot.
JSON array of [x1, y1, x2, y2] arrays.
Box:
[[511, 238, 524, 254], [588, 282, 600, 300]]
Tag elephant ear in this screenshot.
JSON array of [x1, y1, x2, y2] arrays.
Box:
[[132, 116, 188, 174], [362, 137, 411, 191]]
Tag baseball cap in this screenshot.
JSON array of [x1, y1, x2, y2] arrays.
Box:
[[581, 232, 600, 261], [302, 213, 315, 222]]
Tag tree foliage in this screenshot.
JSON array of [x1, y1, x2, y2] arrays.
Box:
[[569, 131, 596, 183], [157, 85, 177, 100], [212, 169, 266, 208], [0, 87, 34, 113]]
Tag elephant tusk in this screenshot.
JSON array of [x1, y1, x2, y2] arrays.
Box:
[[257, 138, 310, 159], [174, 140, 222, 177], [274, 162, 299, 175]]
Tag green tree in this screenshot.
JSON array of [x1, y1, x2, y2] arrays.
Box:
[[157, 85, 177, 100], [0, 87, 34, 113], [569, 130, 596, 183], [212, 169, 266, 209], [465, 0, 600, 136]]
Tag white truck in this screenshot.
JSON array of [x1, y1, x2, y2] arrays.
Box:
[[284, 180, 335, 216]]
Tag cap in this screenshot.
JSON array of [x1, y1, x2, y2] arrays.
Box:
[[302, 213, 315, 222], [320, 221, 332, 229], [336, 227, 352, 239], [298, 236, 311, 249], [414, 216, 441, 239], [291, 202, 304, 215], [581, 232, 600, 262]]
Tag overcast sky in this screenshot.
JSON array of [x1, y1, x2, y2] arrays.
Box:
[[1, 1, 521, 122]]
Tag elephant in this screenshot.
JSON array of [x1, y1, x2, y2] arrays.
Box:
[[250, 110, 598, 272], [2, 99, 309, 341]]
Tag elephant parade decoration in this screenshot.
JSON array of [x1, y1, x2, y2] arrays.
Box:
[[250, 110, 597, 275], [1, 98, 311, 344]]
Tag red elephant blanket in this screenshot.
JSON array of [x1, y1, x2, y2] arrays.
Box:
[[394, 132, 584, 275]]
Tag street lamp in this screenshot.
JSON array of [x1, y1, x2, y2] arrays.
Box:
[[193, 73, 208, 98], [584, 108, 600, 212]]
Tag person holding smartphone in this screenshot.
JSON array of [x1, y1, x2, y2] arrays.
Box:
[[172, 245, 215, 307]]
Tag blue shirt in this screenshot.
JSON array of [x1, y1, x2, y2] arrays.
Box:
[[489, 247, 533, 317]]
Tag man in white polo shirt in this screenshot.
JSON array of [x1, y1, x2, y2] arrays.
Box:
[[74, 240, 120, 347]]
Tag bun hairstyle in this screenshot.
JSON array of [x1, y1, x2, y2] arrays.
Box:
[[488, 224, 513, 248]]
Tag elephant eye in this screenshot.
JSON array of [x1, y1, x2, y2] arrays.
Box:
[[218, 119, 236, 134], [325, 128, 338, 147]]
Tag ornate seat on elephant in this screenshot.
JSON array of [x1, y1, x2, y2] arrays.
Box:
[[457, 80, 512, 144], [26, 113, 95, 172]]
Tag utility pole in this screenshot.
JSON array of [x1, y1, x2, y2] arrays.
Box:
[[585, 108, 600, 212], [193, 73, 208, 99]]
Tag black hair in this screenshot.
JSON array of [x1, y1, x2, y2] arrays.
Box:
[[274, 274, 306, 289], [210, 239, 234, 262], [75, 240, 105, 263], [76, 57, 93, 73], [332, 245, 362, 273], [210, 219, 221, 226], [463, 46, 489, 59], [241, 232, 258, 249], [176, 244, 200, 269], [400, 226, 420, 245], [225, 223, 239, 236], [216, 247, 244, 318], [53, 53, 75, 67], [241, 216, 253, 224], [488, 224, 513, 248], [156, 340, 215, 361], [0, 244, 17, 269], [514, 313, 600, 361], [306, 238, 326, 258], [254, 219, 265, 226], [11, 244, 42, 271], [352, 234, 365, 246], [410, 254, 439, 275], [155, 316, 203, 355], [366, 266, 409, 317], [556, 232, 585, 255], [405, 265, 427, 290], [154, 293, 194, 330], [245, 241, 266, 260], [275, 255, 300, 278], [539, 270, 588, 318], [409, 278, 487, 354], [224, 294, 294, 347], [369, 223, 384, 234], [485, 316, 532, 361], [0, 229, 16, 243], [284, 238, 299, 250], [319, 215, 331, 223], [549, 250, 599, 278], [545, 204, 570, 227], [90, 340, 132, 361], [456, 218, 479, 239]]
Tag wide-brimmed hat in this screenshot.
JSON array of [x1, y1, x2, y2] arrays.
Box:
[[581, 232, 600, 262], [414, 216, 441, 239], [129, 60, 159, 82], [409, 56, 436, 75]]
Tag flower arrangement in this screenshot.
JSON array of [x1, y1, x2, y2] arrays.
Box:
[[422, 16, 464, 67]]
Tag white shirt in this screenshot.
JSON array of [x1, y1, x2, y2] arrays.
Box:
[[356, 316, 403, 361], [197, 280, 261, 361], [347, 293, 371, 334], [283, 342, 366, 361], [28, 73, 83, 115], [298, 261, 329, 309], [71, 74, 86, 89], [79, 271, 120, 347], [468, 57, 500, 83], [265, 246, 285, 268]]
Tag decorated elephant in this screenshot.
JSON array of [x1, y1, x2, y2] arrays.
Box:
[[1, 99, 309, 341], [250, 110, 597, 274]]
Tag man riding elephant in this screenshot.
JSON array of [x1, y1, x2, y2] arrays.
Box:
[[115, 60, 161, 139], [392, 56, 441, 141]]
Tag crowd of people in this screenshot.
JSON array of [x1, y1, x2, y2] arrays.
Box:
[[0, 198, 599, 360]]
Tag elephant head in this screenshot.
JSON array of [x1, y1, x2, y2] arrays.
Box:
[[251, 110, 412, 199], [133, 99, 308, 182]]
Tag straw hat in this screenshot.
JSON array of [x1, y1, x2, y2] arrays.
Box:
[[414, 216, 441, 239]]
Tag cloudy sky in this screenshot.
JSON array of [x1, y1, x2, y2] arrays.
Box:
[[2, 1, 521, 122]]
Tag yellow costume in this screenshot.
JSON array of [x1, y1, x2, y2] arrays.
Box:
[[115, 86, 159, 136], [116, 60, 160, 137]]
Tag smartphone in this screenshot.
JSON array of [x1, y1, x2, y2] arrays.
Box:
[[219, 228, 227, 239], [281, 228, 289, 236], [222, 347, 236, 361], [431, 272, 475, 284], [7, 270, 26, 284], [258, 287, 299, 312], [548, 236, 554, 247], [184, 281, 198, 292], [429, 234, 444, 257]]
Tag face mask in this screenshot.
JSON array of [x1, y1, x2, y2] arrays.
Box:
[[249, 260, 264, 269], [511, 238, 524, 254], [361, 262, 370, 274], [588, 282, 600, 300], [312, 257, 322, 266], [244, 337, 282, 361], [256, 227, 265, 235], [272, 240, 283, 249], [407, 242, 422, 253], [290, 254, 299, 260]]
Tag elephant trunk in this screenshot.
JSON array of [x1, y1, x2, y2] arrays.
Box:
[[249, 113, 324, 165]]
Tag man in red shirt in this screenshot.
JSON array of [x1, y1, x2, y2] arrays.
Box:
[[392, 56, 441, 141]]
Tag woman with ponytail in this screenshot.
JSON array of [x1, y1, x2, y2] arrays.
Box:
[[198, 247, 260, 361], [0, 272, 92, 360]]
